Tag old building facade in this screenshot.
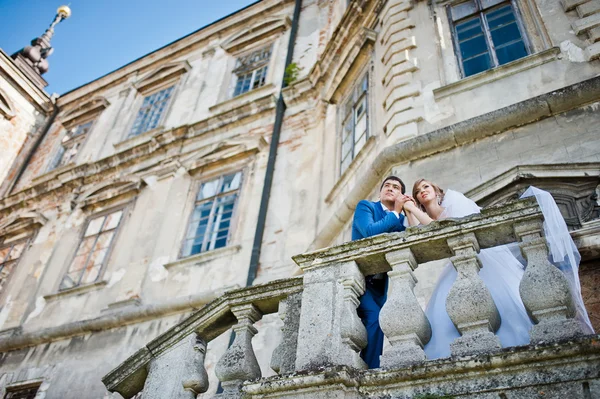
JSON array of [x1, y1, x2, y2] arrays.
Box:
[[0, 0, 599, 397]]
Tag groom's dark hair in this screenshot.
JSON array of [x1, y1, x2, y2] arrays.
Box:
[[380, 176, 406, 194]]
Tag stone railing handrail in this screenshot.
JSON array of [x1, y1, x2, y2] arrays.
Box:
[[294, 196, 540, 275], [102, 277, 303, 399]]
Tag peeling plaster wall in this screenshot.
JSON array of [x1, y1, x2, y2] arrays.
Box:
[[1, 0, 600, 397]]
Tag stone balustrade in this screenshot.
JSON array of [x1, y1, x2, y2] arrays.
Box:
[[101, 278, 303, 399], [103, 198, 599, 399]]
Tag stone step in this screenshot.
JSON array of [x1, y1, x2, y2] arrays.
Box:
[[562, 0, 590, 12]]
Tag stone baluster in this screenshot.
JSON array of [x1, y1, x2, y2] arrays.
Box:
[[215, 304, 263, 398], [446, 233, 502, 356], [142, 333, 207, 399], [515, 219, 585, 343], [295, 261, 367, 371], [379, 249, 431, 367], [270, 292, 302, 375], [338, 269, 368, 369], [182, 335, 209, 395]]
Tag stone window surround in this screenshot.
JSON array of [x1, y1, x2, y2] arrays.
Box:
[[325, 62, 377, 205], [46, 117, 97, 173], [118, 68, 187, 149], [448, 0, 532, 78], [51, 203, 131, 298], [1, 379, 43, 399], [434, 0, 551, 87], [177, 168, 246, 261], [219, 38, 281, 105]]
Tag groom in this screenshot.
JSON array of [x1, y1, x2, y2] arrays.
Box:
[[352, 175, 410, 368]]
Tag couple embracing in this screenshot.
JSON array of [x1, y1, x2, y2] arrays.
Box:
[[352, 176, 594, 369]]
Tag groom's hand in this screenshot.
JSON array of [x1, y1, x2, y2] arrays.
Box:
[[394, 194, 411, 213]]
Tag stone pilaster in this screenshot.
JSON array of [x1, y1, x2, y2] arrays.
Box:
[[270, 292, 302, 375], [295, 261, 367, 371], [215, 304, 263, 398], [446, 233, 502, 356], [379, 0, 423, 141], [379, 249, 431, 368], [515, 220, 586, 343]]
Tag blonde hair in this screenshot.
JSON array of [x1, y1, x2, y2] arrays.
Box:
[[412, 179, 445, 210]]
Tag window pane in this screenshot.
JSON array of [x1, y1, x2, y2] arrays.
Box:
[[354, 132, 367, 156], [103, 210, 123, 231], [481, 0, 504, 9], [94, 231, 115, 251], [198, 179, 219, 200], [129, 86, 174, 137], [222, 172, 242, 193], [463, 53, 492, 76], [495, 40, 527, 65], [76, 237, 97, 257], [355, 116, 367, 143], [80, 264, 102, 284], [451, 0, 478, 21], [85, 217, 105, 237], [457, 18, 485, 42], [69, 254, 89, 273], [8, 243, 26, 260]]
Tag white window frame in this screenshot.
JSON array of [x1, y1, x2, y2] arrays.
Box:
[[48, 119, 96, 171], [231, 45, 273, 98], [339, 71, 370, 176], [128, 84, 176, 138], [180, 171, 243, 258]]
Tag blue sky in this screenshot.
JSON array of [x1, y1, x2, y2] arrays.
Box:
[[0, 0, 257, 95]]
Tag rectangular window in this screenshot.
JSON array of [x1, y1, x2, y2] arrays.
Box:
[[60, 209, 124, 290], [49, 120, 94, 171], [129, 85, 174, 137], [4, 385, 40, 399], [232, 46, 271, 97], [450, 0, 528, 77], [0, 239, 29, 295], [340, 73, 369, 175], [182, 172, 242, 257]]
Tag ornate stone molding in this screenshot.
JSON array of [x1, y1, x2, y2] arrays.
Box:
[[134, 61, 192, 94], [60, 96, 110, 127], [221, 17, 291, 54], [0, 211, 47, 238]]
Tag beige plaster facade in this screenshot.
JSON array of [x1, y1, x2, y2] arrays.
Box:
[[0, 0, 599, 397]]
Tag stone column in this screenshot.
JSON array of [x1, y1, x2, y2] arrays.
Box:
[[295, 261, 368, 371], [379, 249, 431, 367], [271, 292, 302, 375], [142, 333, 207, 399], [215, 304, 263, 398], [446, 233, 501, 356], [515, 219, 586, 343]]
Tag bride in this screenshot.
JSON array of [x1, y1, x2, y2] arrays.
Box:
[[402, 179, 594, 359]]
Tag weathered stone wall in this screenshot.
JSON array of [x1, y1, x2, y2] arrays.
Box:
[[1, 0, 600, 397]]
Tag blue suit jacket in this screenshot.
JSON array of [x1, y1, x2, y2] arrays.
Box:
[[352, 200, 406, 240]]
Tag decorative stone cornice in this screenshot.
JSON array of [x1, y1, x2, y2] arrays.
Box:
[[466, 162, 600, 202], [221, 17, 292, 53], [60, 96, 110, 127], [134, 61, 191, 93], [0, 210, 47, 237]]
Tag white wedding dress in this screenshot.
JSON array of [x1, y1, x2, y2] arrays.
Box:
[[423, 188, 594, 360]]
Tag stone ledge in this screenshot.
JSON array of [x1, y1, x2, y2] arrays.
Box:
[[164, 245, 242, 269], [113, 127, 163, 153], [43, 280, 108, 301], [434, 47, 561, 100], [243, 336, 600, 398], [208, 83, 275, 115]]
